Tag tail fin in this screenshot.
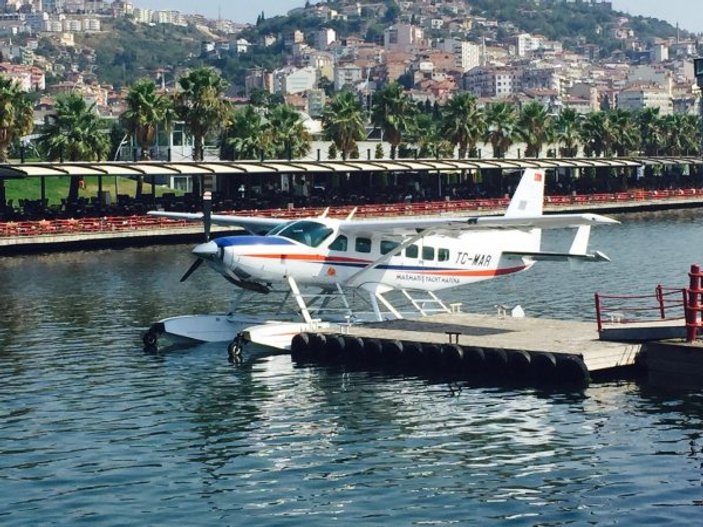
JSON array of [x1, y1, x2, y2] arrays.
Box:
[[505, 168, 545, 218]]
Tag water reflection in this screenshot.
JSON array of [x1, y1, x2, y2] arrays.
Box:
[[1, 215, 703, 525]]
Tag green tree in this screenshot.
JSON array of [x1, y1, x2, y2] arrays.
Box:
[[518, 101, 553, 158], [661, 113, 701, 156], [371, 82, 416, 159], [607, 109, 639, 157], [174, 67, 230, 196], [409, 113, 453, 158], [440, 92, 485, 158], [0, 78, 33, 208], [224, 104, 273, 160], [637, 107, 663, 156], [554, 107, 582, 157], [38, 93, 109, 202], [0, 77, 33, 162], [120, 78, 174, 197], [269, 104, 312, 159], [322, 91, 366, 160], [484, 101, 519, 158], [580, 111, 610, 157]]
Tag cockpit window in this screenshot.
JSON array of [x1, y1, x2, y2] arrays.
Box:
[[273, 220, 333, 247]]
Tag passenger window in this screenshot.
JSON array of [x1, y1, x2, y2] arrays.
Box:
[[422, 246, 435, 260], [329, 235, 348, 251], [438, 248, 449, 262], [355, 237, 372, 253], [381, 240, 400, 255], [405, 244, 418, 258]]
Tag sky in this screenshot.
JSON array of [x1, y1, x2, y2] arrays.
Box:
[[134, 0, 703, 34]]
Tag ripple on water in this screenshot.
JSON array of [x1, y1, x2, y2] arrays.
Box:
[[2, 220, 703, 525]]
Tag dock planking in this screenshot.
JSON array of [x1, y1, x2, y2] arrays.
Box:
[[331, 313, 642, 373]]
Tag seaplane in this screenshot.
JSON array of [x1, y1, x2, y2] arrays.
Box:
[[143, 168, 618, 356]]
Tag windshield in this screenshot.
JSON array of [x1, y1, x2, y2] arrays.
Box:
[[272, 220, 334, 247]]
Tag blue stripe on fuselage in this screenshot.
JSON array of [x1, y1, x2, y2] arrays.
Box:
[[215, 235, 294, 247]]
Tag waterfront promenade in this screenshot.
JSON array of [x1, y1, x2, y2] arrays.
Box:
[[2, 186, 703, 254]]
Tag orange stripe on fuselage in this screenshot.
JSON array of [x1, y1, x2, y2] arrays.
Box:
[[241, 253, 527, 278], [243, 253, 370, 263]]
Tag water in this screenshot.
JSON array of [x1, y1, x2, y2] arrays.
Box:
[[1, 213, 703, 525]]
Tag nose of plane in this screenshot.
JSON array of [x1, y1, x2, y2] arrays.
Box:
[[192, 240, 219, 259]]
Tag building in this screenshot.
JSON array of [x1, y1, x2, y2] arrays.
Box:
[[617, 84, 673, 115], [463, 66, 519, 98], [306, 88, 326, 118], [244, 68, 273, 97], [334, 63, 363, 91], [273, 66, 317, 95], [383, 24, 423, 52], [304, 50, 334, 81], [315, 27, 336, 49], [0, 63, 45, 91], [435, 38, 480, 72]]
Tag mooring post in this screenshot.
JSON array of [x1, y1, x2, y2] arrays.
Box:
[[656, 285, 665, 319], [594, 293, 603, 333], [687, 264, 702, 342]]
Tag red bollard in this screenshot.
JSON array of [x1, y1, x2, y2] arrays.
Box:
[[687, 264, 702, 342]]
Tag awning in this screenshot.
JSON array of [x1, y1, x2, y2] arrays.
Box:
[[0, 156, 699, 179]]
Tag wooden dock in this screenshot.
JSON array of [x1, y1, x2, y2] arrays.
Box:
[[335, 313, 641, 372]]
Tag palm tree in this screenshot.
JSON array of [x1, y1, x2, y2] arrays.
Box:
[[321, 91, 366, 160], [661, 113, 701, 156], [38, 93, 109, 202], [174, 67, 230, 196], [484, 101, 519, 158], [518, 101, 554, 158], [580, 111, 610, 157], [371, 82, 416, 159], [409, 113, 453, 158], [440, 92, 485, 158], [637, 107, 662, 156], [554, 107, 582, 157], [607, 109, 639, 157], [120, 78, 174, 197], [269, 104, 312, 159], [0, 77, 33, 208], [224, 105, 273, 160]]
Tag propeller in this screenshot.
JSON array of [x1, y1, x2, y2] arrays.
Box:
[[180, 191, 214, 282], [180, 258, 203, 282]]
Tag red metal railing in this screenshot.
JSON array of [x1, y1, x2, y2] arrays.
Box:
[[594, 285, 687, 333], [686, 264, 703, 342]]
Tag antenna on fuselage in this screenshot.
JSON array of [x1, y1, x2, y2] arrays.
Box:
[[345, 207, 357, 221]]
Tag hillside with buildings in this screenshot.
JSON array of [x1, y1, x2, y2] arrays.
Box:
[[0, 1, 699, 131]]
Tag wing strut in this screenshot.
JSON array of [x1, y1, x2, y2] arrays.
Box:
[[288, 275, 313, 323]]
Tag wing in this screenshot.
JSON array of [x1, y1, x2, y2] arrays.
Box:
[[336, 213, 619, 236], [147, 211, 287, 235]]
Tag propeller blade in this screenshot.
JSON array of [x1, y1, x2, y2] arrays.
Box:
[[180, 258, 203, 282], [203, 191, 212, 242]]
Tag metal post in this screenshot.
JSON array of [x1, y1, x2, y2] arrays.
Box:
[[687, 264, 702, 342], [656, 285, 665, 319], [595, 293, 603, 333]]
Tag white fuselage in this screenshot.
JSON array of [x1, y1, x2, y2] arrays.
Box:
[[210, 218, 538, 294]]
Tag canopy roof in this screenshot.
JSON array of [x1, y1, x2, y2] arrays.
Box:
[[0, 156, 700, 179]]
